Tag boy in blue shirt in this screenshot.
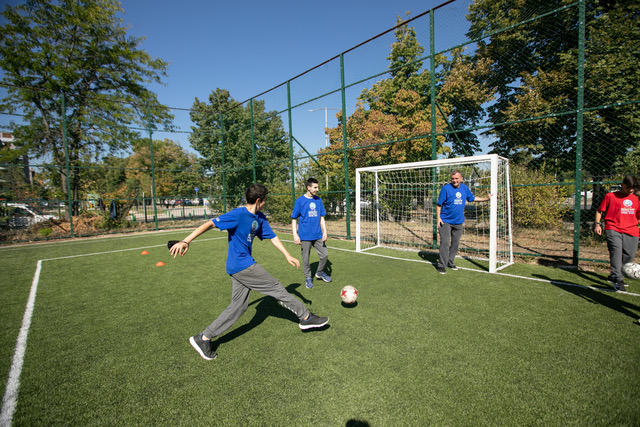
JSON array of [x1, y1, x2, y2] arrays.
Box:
[[436, 170, 492, 274], [291, 177, 331, 289], [170, 183, 329, 360]]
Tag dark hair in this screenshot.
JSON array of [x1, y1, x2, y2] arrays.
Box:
[[622, 175, 635, 187], [246, 183, 268, 204], [305, 177, 319, 188]]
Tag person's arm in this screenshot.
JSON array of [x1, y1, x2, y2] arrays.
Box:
[[170, 220, 216, 258], [594, 211, 604, 236], [320, 216, 327, 242], [291, 219, 300, 245], [474, 193, 493, 202], [271, 235, 300, 269], [436, 205, 443, 228]]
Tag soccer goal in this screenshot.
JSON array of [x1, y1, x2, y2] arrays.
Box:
[[355, 154, 513, 273]]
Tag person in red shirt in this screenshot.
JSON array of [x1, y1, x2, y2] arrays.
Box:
[[594, 175, 640, 291]]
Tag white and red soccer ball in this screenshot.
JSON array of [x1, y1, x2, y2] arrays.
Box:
[[340, 285, 358, 304]]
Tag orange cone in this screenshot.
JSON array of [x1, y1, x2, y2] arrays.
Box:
[[141, 250, 149, 255], [155, 261, 165, 267]]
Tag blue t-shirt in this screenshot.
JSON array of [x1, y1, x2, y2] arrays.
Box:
[[291, 195, 326, 241], [437, 183, 475, 225], [213, 207, 276, 275]]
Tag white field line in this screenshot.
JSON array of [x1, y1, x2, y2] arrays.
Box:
[[0, 236, 225, 427]]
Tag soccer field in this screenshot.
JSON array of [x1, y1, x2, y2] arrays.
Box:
[[1, 230, 639, 425]]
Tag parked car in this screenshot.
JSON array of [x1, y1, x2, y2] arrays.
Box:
[[2, 203, 57, 229]]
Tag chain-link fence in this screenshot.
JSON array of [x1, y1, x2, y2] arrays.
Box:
[[1, 0, 639, 267]]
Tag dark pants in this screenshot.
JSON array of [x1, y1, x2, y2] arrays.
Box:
[[438, 222, 464, 269]]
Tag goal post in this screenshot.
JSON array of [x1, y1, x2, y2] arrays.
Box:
[[355, 154, 513, 273]]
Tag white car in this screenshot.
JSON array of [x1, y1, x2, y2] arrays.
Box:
[[3, 203, 57, 229]]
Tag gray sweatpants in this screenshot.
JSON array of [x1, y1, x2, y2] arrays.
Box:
[[438, 222, 464, 269], [605, 229, 639, 281], [300, 240, 329, 278], [203, 263, 309, 339]]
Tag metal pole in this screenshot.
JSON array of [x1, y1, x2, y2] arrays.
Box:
[[340, 54, 351, 239], [61, 93, 74, 237], [147, 106, 159, 230], [572, 0, 586, 266]]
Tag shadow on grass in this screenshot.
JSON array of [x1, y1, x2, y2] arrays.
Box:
[[418, 250, 489, 272], [212, 283, 328, 350], [536, 273, 640, 323]]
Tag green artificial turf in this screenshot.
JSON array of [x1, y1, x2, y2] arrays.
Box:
[[1, 230, 639, 425]]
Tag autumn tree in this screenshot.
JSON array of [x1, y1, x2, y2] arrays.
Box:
[[0, 0, 173, 214]]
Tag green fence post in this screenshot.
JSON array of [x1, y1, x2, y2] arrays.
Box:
[[340, 53, 351, 239], [61, 93, 74, 238], [220, 113, 227, 213], [572, 0, 586, 266], [250, 99, 257, 183], [287, 81, 296, 207], [147, 106, 159, 231]]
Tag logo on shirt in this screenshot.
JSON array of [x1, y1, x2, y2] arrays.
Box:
[[247, 220, 259, 242], [622, 199, 636, 215], [454, 191, 463, 205], [308, 202, 318, 217]]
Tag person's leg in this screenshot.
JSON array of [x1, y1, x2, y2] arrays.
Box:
[[605, 229, 624, 282], [448, 224, 464, 267], [438, 222, 452, 269], [314, 240, 329, 274], [203, 275, 251, 339], [621, 234, 639, 266], [300, 240, 313, 278], [233, 263, 309, 320]]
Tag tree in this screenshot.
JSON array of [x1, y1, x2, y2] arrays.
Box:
[[466, 0, 640, 182], [189, 88, 291, 206], [0, 0, 173, 213]]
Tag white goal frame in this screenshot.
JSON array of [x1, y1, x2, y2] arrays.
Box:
[[355, 154, 513, 273]]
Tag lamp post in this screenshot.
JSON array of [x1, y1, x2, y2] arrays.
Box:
[[309, 107, 339, 190]]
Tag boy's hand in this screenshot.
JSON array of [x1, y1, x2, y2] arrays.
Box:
[[169, 241, 189, 258], [286, 254, 300, 269]]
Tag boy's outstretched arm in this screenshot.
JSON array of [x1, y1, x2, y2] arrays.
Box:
[[170, 220, 215, 258], [270, 235, 300, 269]]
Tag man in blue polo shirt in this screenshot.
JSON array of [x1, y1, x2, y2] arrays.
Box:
[[170, 183, 329, 360], [436, 170, 492, 274]]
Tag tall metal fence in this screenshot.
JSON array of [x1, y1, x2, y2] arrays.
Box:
[[1, 0, 639, 267]]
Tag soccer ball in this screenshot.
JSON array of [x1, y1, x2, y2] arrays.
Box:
[[622, 263, 640, 280], [340, 285, 358, 304]]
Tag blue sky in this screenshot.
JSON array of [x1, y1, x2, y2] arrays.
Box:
[[117, 0, 474, 154], [2, 0, 476, 155]]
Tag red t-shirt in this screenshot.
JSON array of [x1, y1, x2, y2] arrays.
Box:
[[598, 191, 640, 236]]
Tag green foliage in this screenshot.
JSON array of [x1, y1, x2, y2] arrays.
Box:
[[189, 89, 291, 200], [467, 0, 640, 180], [264, 183, 294, 225], [37, 227, 53, 237], [510, 164, 570, 228], [0, 0, 173, 210]]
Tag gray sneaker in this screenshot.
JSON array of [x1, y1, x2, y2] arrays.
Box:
[[448, 264, 459, 271], [299, 313, 329, 330], [315, 272, 332, 283], [438, 267, 446, 275], [189, 333, 217, 360], [614, 281, 627, 292]]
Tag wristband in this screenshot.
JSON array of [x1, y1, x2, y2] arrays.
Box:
[[182, 241, 190, 246]]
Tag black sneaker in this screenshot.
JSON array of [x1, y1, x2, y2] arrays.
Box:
[[438, 267, 446, 275], [614, 281, 627, 292], [299, 313, 329, 330], [448, 264, 459, 271], [189, 333, 217, 360]]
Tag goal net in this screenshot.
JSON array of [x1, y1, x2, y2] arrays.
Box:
[[355, 154, 513, 273]]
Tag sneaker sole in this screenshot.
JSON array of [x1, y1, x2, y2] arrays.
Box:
[[189, 336, 217, 360], [315, 275, 332, 283], [299, 318, 329, 330]]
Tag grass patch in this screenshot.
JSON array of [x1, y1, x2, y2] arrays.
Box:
[[1, 231, 639, 425]]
